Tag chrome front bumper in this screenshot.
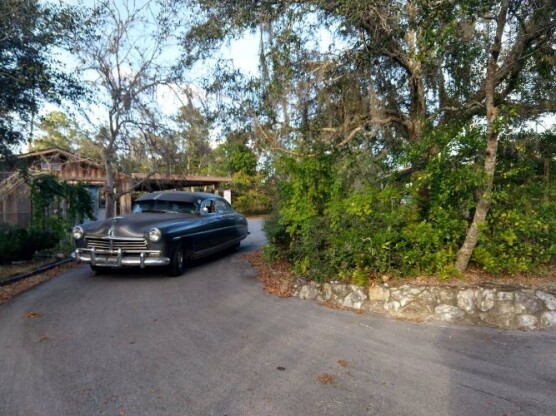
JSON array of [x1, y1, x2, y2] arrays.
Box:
[[73, 248, 170, 268]]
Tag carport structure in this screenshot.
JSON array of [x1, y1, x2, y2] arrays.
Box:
[[131, 172, 232, 192], [0, 147, 232, 226]]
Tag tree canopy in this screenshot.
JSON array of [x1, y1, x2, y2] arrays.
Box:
[[73, 0, 188, 217], [0, 0, 83, 160]]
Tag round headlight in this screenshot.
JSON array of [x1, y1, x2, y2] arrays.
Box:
[[148, 228, 162, 242], [72, 226, 84, 240]]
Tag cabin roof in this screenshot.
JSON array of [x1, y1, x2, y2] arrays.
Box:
[[18, 147, 102, 168], [16, 147, 232, 189]]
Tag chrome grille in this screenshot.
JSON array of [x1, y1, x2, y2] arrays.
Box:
[[85, 237, 148, 252]]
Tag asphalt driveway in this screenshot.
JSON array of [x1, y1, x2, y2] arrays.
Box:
[[0, 219, 554, 415]]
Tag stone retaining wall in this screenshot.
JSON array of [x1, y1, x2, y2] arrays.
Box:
[[292, 279, 556, 330]]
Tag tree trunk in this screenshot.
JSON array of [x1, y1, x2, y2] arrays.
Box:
[[103, 152, 117, 219], [454, 133, 498, 273], [454, 0, 509, 273]]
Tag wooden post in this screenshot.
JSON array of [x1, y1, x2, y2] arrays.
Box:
[[119, 179, 132, 215]]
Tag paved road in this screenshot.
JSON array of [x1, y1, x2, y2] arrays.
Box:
[[0, 219, 555, 416]]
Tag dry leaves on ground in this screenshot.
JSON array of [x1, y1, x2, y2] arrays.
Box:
[[319, 301, 366, 315], [0, 262, 79, 305], [243, 250, 294, 298], [318, 373, 336, 385], [0, 259, 55, 282]]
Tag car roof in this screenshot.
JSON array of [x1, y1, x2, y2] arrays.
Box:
[[135, 191, 222, 203]]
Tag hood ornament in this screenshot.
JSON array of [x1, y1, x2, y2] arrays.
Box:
[[108, 216, 122, 237]]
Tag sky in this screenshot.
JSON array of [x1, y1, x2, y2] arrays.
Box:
[[38, 0, 260, 143], [38, 0, 340, 150]]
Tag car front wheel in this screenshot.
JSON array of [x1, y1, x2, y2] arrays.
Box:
[[90, 264, 109, 274], [167, 243, 187, 276]]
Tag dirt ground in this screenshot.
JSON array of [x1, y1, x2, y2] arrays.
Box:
[[0, 259, 56, 282], [0, 262, 79, 305], [244, 251, 295, 297], [390, 267, 556, 288]]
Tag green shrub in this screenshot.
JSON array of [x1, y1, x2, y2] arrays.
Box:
[[262, 128, 555, 281], [0, 227, 59, 264], [472, 190, 556, 273], [231, 172, 273, 215], [262, 210, 290, 252]]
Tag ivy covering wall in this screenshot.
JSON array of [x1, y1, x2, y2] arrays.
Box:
[[0, 174, 95, 264]]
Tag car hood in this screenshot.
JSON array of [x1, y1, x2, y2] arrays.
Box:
[[82, 213, 200, 238]]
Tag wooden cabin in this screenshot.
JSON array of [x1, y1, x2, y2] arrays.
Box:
[[0, 147, 232, 228]]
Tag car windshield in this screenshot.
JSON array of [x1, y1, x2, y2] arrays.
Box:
[[132, 200, 197, 214]]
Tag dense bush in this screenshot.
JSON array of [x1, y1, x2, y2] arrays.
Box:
[[231, 172, 273, 216], [0, 174, 97, 262], [264, 130, 556, 282], [0, 227, 59, 264]]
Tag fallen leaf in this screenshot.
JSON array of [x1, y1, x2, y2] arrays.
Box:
[[25, 312, 42, 319], [318, 373, 336, 385]]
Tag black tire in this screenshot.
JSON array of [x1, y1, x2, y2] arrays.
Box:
[[167, 243, 187, 276], [90, 264, 109, 274]]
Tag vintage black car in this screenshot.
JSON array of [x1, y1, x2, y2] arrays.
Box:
[[72, 192, 249, 276]]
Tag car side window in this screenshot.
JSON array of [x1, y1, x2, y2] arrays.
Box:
[[215, 200, 230, 213], [133, 201, 153, 212], [200, 199, 216, 214]]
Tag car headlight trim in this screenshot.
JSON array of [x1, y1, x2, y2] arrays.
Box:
[[72, 226, 84, 240], [148, 228, 162, 242]]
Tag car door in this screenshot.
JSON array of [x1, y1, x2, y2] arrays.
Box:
[[198, 198, 228, 250], [214, 199, 236, 243]]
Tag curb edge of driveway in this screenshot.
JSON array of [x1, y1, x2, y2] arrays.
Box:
[[0, 258, 75, 287]]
